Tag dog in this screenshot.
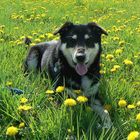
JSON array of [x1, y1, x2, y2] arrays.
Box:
[[24, 22, 112, 128]]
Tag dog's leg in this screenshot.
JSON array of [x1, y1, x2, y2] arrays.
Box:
[[91, 99, 113, 129]]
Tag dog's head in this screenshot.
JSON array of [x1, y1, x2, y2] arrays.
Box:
[[54, 22, 108, 76]]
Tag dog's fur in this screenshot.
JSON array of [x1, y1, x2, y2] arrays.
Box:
[[24, 22, 112, 128]]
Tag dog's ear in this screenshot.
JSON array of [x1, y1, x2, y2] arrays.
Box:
[[88, 22, 108, 35], [53, 21, 74, 35]]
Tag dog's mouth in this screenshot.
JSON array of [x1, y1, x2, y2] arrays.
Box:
[[75, 63, 88, 76]]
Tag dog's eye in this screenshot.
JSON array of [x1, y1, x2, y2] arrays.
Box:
[[66, 36, 77, 40], [85, 36, 94, 46]]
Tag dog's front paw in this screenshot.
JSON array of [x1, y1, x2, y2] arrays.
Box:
[[102, 110, 113, 129]]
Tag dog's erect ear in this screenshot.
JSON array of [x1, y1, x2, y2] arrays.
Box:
[[88, 22, 108, 35], [53, 21, 74, 35]]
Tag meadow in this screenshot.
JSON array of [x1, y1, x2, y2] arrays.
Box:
[[0, 0, 140, 139]]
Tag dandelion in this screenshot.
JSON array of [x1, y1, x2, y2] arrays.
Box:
[[118, 99, 127, 107], [34, 38, 41, 43], [39, 35, 45, 39], [6, 81, 13, 86], [110, 68, 117, 72], [106, 54, 114, 61], [127, 104, 136, 109], [18, 105, 32, 111], [76, 96, 88, 103], [136, 113, 140, 123], [56, 86, 65, 93], [115, 49, 123, 55], [30, 43, 36, 46], [46, 90, 54, 94], [113, 65, 120, 69], [113, 36, 120, 41], [19, 122, 25, 128], [46, 33, 54, 39], [99, 70, 106, 74], [127, 131, 139, 140], [123, 59, 133, 65], [136, 101, 140, 107], [119, 41, 125, 46], [20, 97, 28, 104], [64, 98, 77, 107], [6, 126, 18, 136]]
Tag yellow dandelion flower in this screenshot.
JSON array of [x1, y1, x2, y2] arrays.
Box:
[[106, 54, 114, 60], [39, 35, 45, 39], [99, 70, 106, 74], [6, 81, 13, 86], [20, 97, 28, 104], [34, 38, 41, 43], [46, 33, 54, 39], [119, 41, 125, 46], [136, 113, 140, 123], [46, 90, 54, 94], [127, 131, 139, 140], [113, 65, 120, 69], [56, 86, 65, 93], [136, 101, 140, 107], [77, 96, 88, 103], [118, 99, 127, 107], [64, 98, 77, 107], [115, 49, 123, 55], [104, 104, 112, 111], [18, 105, 32, 111], [6, 126, 18, 136], [73, 90, 81, 94], [123, 59, 133, 65], [127, 104, 136, 109], [30, 43, 36, 46], [19, 122, 25, 128], [113, 36, 120, 41], [110, 68, 117, 72]]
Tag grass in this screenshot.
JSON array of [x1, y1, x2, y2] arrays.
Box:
[[0, 0, 140, 139]]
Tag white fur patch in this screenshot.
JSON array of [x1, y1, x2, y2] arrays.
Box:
[[84, 34, 90, 39], [72, 35, 77, 39], [81, 76, 99, 96], [60, 43, 75, 68], [86, 43, 99, 67]]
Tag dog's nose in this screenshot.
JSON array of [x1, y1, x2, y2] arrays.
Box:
[[76, 48, 86, 62], [76, 53, 86, 62]]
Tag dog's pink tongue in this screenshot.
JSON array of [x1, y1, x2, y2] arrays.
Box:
[[75, 64, 88, 76]]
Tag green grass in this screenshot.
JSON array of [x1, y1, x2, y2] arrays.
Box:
[[0, 0, 140, 139]]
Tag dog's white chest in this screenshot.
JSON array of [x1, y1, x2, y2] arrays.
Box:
[[81, 76, 99, 96]]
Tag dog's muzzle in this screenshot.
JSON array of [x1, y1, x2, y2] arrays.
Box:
[[75, 48, 86, 63], [74, 47, 88, 76]]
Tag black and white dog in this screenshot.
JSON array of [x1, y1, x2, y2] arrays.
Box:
[[24, 22, 112, 128]]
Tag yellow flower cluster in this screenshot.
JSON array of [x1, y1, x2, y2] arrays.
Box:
[[20, 97, 28, 104], [110, 65, 120, 72], [136, 113, 140, 123], [6, 126, 18, 136], [123, 59, 133, 65], [127, 131, 139, 140], [56, 86, 65, 93], [106, 54, 114, 61], [46, 90, 54, 94], [64, 98, 77, 107], [76, 96, 88, 103], [118, 99, 127, 107], [18, 105, 32, 111]]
